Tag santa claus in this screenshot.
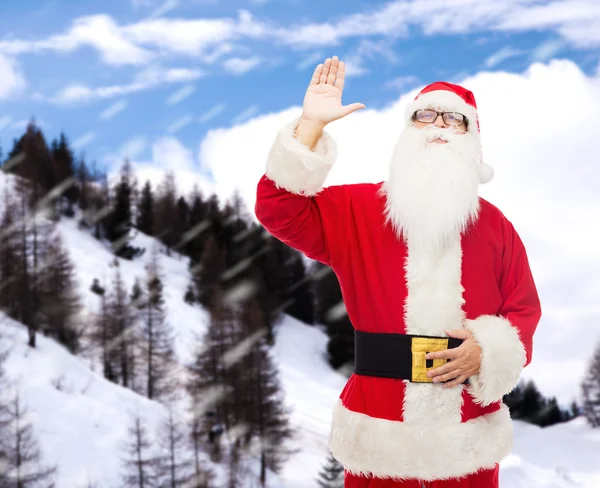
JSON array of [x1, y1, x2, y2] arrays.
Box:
[[254, 55, 541, 488]]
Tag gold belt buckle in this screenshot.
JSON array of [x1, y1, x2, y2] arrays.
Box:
[[411, 337, 449, 383]]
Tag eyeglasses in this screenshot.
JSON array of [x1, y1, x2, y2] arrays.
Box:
[[413, 109, 467, 127]]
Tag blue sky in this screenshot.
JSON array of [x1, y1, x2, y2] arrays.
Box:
[[0, 0, 599, 177]]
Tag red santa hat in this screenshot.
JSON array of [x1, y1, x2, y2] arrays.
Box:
[[404, 81, 494, 184]]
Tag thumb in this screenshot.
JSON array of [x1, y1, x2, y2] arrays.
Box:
[[341, 103, 366, 117], [446, 329, 471, 339]]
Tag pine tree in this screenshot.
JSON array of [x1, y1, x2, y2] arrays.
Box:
[[0, 340, 11, 486], [155, 408, 195, 487], [240, 298, 294, 485], [107, 258, 138, 388], [312, 262, 354, 372], [154, 171, 178, 255], [0, 189, 21, 318], [50, 133, 78, 211], [120, 415, 159, 488], [104, 160, 141, 259], [2, 388, 56, 487], [137, 181, 155, 237], [184, 186, 208, 261], [90, 278, 119, 383], [138, 247, 177, 402], [316, 451, 344, 488], [39, 232, 82, 353], [9, 121, 56, 212], [582, 338, 600, 427]]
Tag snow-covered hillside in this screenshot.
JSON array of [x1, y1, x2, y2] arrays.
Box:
[[1, 169, 600, 487]]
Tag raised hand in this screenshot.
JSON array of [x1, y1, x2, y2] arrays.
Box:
[[301, 56, 366, 127]]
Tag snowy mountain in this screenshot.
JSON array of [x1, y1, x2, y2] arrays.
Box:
[[1, 168, 600, 488]]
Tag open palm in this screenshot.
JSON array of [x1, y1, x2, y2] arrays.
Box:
[[302, 56, 365, 126]]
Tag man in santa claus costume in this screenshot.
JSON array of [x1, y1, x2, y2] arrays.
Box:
[[254, 55, 542, 487]]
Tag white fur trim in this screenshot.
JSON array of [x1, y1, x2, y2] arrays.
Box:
[[404, 90, 479, 136], [478, 162, 494, 184], [329, 399, 513, 481], [265, 117, 337, 196], [403, 236, 466, 422], [464, 315, 527, 407]]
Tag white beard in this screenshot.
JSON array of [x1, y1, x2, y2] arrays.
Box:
[[379, 124, 482, 249]]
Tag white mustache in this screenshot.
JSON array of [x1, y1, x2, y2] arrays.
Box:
[[418, 125, 465, 143]]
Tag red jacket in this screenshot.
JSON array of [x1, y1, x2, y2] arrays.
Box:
[[255, 117, 542, 482]]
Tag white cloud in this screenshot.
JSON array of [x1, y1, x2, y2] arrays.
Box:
[[198, 103, 226, 123], [99, 100, 129, 121], [196, 59, 600, 403], [484, 46, 523, 68], [0, 11, 263, 66], [0, 15, 152, 66], [222, 57, 262, 75], [0, 53, 25, 100], [166, 84, 195, 106], [277, 0, 600, 48], [110, 135, 215, 199], [72, 131, 96, 150], [50, 67, 205, 104]]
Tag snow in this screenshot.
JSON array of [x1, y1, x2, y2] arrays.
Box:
[[0, 169, 599, 486]]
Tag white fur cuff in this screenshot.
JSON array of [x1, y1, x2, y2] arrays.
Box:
[[265, 117, 338, 196], [465, 315, 527, 407]]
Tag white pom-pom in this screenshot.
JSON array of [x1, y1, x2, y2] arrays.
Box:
[[478, 162, 494, 184]]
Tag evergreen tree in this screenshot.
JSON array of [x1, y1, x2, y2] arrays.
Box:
[[312, 262, 354, 372], [90, 278, 119, 383], [316, 451, 344, 488], [2, 388, 56, 487], [105, 160, 142, 259], [50, 133, 79, 211], [137, 181, 155, 237], [106, 259, 138, 388], [138, 247, 177, 402], [184, 186, 208, 261], [154, 171, 178, 255], [0, 189, 21, 318], [582, 338, 600, 427], [120, 415, 159, 488], [39, 232, 82, 353], [240, 298, 294, 485], [8, 121, 56, 212], [155, 408, 195, 488]]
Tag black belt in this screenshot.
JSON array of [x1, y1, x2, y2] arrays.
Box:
[[354, 330, 467, 383]]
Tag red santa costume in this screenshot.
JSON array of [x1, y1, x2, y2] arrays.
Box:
[[254, 82, 542, 487]]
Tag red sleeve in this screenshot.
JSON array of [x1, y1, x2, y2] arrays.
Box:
[[255, 175, 349, 266], [254, 117, 350, 267], [497, 218, 542, 367], [465, 215, 542, 406]]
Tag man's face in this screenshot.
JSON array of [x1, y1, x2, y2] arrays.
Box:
[[412, 109, 468, 144]]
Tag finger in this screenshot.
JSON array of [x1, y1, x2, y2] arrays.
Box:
[[427, 360, 462, 379], [443, 375, 468, 388], [309, 64, 323, 86], [334, 61, 346, 91], [341, 103, 366, 116], [433, 369, 462, 384], [320, 57, 332, 84], [327, 56, 339, 85], [426, 348, 459, 361]]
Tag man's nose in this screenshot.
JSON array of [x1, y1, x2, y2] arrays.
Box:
[[433, 114, 448, 128]]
